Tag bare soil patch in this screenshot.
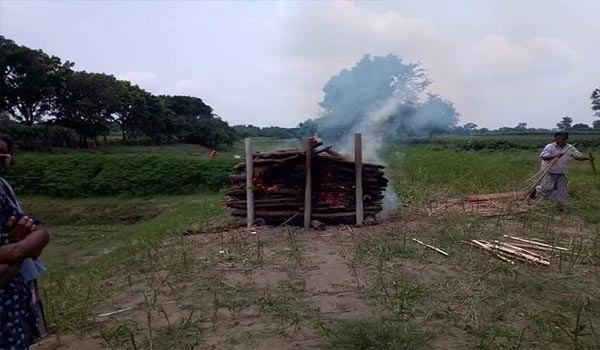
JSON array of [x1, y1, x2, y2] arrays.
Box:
[[34, 210, 600, 350]]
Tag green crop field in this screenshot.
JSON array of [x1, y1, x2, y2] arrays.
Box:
[[15, 134, 600, 350]]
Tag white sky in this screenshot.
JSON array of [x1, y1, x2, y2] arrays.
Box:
[[1, 0, 599, 128]]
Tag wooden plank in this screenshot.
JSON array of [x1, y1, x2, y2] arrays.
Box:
[[304, 138, 313, 229], [245, 138, 254, 228], [355, 133, 364, 226]]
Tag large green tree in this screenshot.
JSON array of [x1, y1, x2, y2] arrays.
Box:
[[2, 36, 237, 148], [160, 95, 237, 147], [112, 81, 152, 141], [160, 95, 213, 119], [0, 36, 73, 124], [54, 71, 123, 142]]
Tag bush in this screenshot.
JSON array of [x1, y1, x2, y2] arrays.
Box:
[[0, 121, 80, 150], [456, 140, 521, 151], [3, 154, 237, 197], [327, 319, 428, 350], [43, 126, 80, 148]]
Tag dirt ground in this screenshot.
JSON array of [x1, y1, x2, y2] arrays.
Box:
[[34, 204, 600, 350]]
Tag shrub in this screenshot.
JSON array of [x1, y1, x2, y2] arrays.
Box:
[[456, 140, 520, 151], [3, 154, 237, 197], [327, 319, 428, 350], [0, 121, 80, 150]]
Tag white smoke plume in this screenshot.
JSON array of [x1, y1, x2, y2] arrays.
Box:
[[335, 97, 408, 218]]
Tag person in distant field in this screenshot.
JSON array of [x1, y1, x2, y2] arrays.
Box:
[[0, 135, 50, 350], [534, 131, 591, 203], [211, 149, 217, 159]]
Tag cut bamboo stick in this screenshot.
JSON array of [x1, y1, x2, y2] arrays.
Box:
[[503, 235, 568, 251], [412, 239, 449, 257], [490, 240, 547, 260], [485, 241, 550, 266], [469, 239, 550, 266]]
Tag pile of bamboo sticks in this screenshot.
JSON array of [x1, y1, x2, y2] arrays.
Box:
[[465, 235, 569, 266], [223, 141, 388, 225]]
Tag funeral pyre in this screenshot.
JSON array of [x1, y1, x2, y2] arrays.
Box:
[[224, 141, 388, 225]]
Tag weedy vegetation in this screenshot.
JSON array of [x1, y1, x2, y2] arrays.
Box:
[[22, 136, 600, 349]]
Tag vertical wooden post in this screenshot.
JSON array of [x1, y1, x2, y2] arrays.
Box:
[[245, 138, 254, 228], [355, 133, 364, 226], [303, 138, 313, 229]]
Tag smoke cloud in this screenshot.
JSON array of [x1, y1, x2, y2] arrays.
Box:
[[311, 54, 459, 217]]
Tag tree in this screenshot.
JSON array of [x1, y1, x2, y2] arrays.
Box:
[[314, 54, 458, 142], [233, 125, 300, 139], [591, 88, 600, 117], [159, 95, 238, 147], [463, 123, 478, 133], [593, 120, 600, 130], [556, 116, 573, 131], [0, 36, 73, 125], [515, 122, 528, 130], [571, 123, 591, 130], [297, 119, 319, 138], [411, 94, 459, 138], [112, 81, 152, 141], [159, 95, 213, 119], [1, 36, 237, 148], [316, 54, 431, 141], [132, 93, 174, 143], [54, 71, 123, 142]]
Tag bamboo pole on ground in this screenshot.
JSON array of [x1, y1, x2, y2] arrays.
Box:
[[412, 238, 449, 256], [355, 133, 364, 226], [245, 138, 254, 228], [304, 138, 313, 229]]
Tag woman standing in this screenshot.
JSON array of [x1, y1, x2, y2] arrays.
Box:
[[0, 135, 50, 350]]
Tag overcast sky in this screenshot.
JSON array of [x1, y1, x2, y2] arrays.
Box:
[[1, 0, 599, 128]]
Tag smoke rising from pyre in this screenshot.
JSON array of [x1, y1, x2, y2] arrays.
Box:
[[310, 54, 460, 216]]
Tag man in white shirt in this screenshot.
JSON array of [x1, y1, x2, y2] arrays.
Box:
[[535, 132, 590, 203]]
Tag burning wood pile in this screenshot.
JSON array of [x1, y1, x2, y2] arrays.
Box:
[[224, 139, 388, 226]]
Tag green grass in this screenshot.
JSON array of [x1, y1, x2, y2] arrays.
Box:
[[384, 143, 600, 222], [8, 134, 600, 349], [27, 194, 229, 332], [327, 319, 428, 350], [5, 155, 237, 197]]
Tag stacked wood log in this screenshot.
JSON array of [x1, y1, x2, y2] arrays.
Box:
[[223, 142, 388, 225]]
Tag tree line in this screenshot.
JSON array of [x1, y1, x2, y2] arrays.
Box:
[[0, 36, 237, 149], [3, 36, 599, 151]]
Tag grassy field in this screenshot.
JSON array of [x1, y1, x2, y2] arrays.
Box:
[[18, 134, 600, 349]]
